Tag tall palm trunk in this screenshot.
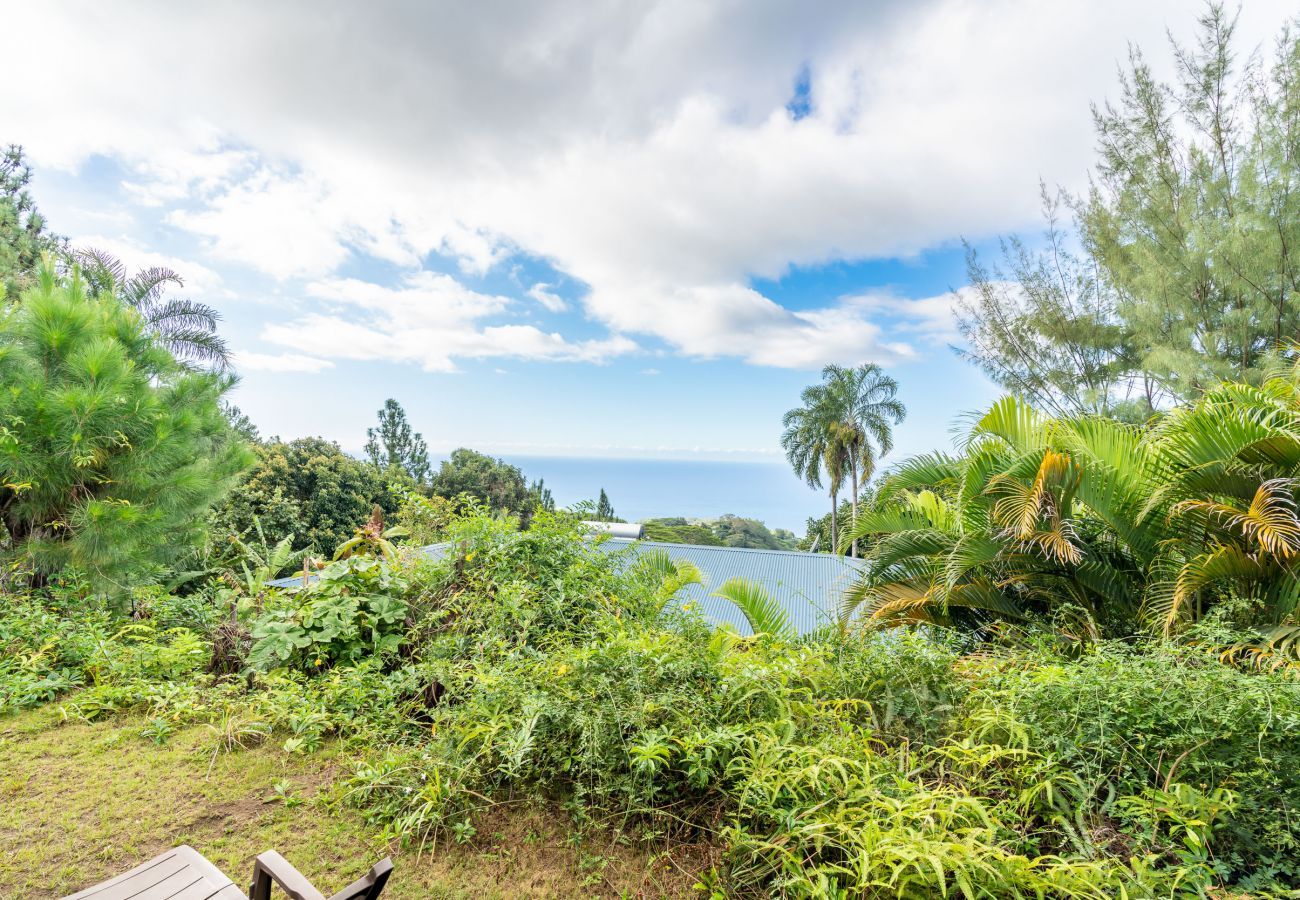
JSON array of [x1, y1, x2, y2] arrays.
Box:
[[830, 485, 839, 553], [849, 461, 860, 558]]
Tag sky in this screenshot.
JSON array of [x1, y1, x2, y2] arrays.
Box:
[[3, 0, 1295, 468]]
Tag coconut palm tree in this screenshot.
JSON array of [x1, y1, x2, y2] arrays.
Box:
[[72, 247, 231, 370], [823, 364, 906, 556], [782, 379, 850, 549]]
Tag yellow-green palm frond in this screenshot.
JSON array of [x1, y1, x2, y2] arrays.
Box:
[[963, 395, 1051, 455], [714, 577, 794, 640], [1153, 545, 1271, 635], [1175, 477, 1300, 560], [1014, 522, 1084, 566], [1216, 624, 1300, 673], [986, 449, 1078, 540]]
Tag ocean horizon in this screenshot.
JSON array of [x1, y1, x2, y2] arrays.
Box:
[[491, 455, 825, 534]]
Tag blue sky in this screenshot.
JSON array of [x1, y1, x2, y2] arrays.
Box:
[[6, 1, 1293, 469]]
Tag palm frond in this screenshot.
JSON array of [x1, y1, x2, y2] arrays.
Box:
[[713, 577, 794, 640]]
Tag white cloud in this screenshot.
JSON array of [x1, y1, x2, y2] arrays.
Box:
[[3, 0, 1293, 368], [843, 287, 989, 345], [236, 351, 335, 373], [527, 282, 568, 312], [262, 272, 636, 371]]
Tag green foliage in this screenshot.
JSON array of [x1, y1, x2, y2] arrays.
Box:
[[248, 556, 412, 672], [843, 362, 1300, 646], [962, 8, 1300, 410], [957, 186, 1145, 418], [710, 513, 797, 550], [394, 493, 458, 545], [0, 145, 60, 301], [364, 398, 431, 485], [211, 437, 402, 556], [783, 364, 906, 556], [594, 487, 616, 522], [642, 515, 796, 549], [73, 247, 231, 370], [712, 577, 794, 640], [0, 264, 251, 593], [641, 517, 724, 546], [7, 506, 1300, 895], [429, 448, 533, 522], [978, 642, 1300, 888]]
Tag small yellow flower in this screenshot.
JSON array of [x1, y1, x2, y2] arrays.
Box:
[[314, 658, 323, 667], [556, 663, 571, 676], [466, 551, 476, 561]]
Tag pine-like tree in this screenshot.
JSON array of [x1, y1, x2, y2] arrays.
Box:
[[595, 488, 615, 522], [0, 145, 61, 301], [0, 263, 251, 593], [529, 478, 555, 512], [364, 398, 431, 484]]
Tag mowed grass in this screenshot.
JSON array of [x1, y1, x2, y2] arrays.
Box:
[[0, 706, 705, 899]]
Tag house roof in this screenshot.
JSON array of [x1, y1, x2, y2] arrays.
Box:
[[601, 538, 862, 635], [268, 538, 862, 636]]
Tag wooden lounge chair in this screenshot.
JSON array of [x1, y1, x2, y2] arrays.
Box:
[[61, 844, 392, 900]]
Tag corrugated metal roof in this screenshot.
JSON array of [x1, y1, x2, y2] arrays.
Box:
[[601, 539, 862, 635], [268, 539, 862, 636]]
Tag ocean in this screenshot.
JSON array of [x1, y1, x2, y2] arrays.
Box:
[[500, 456, 825, 534]]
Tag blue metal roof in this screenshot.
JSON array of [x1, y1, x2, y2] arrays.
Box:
[[268, 539, 862, 636], [601, 538, 862, 635]]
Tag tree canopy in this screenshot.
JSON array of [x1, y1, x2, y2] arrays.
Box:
[[212, 436, 402, 556], [960, 6, 1300, 412], [0, 264, 250, 591], [429, 448, 533, 520], [364, 398, 431, 485]]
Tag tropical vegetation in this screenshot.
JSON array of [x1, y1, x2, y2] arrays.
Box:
[[7, 5, 1300, 898]]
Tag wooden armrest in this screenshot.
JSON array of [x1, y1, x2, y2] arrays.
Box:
[[249, 851, 327, 900]]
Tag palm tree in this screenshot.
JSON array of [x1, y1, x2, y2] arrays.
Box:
[[840, 396, 1156, 637], [782, 380, 849, 549], [73, 247, 231, 370], [823, 364, 906, 556]]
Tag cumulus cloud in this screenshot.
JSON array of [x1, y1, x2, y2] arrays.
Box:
[[843, 287, 989, 345], [527, 283, 568, 313], [261, 272, 636, 371], [236, 351, 335, 373], [2, 0, 1292, 370]]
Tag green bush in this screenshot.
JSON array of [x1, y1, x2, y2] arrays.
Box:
[[248, 556, 413, 672], [980, 642, 1300, 889]]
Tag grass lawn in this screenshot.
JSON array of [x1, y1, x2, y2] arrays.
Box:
[[0, 706, 705, 899]]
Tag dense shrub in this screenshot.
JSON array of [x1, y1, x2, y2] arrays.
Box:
[[5, 508, 1300, 896], [979, 643, 1300, 889], [211, 437, 404, 555], [248, 555, 418, 672], [0, 266, 250, 592]]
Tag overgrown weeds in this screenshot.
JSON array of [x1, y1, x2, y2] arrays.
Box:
[[4, 508, 1300, 896]]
